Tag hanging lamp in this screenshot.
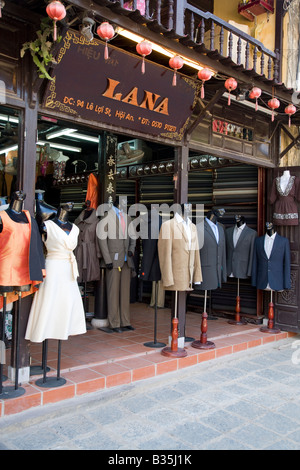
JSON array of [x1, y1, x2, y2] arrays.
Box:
[[268, 97, 280, 122], [249, 87, 262, 111], [285, 104, 296, 128], [224, 78, 238, 105], [97, 21, 115, 60], [169, 55, 184, 86], [46, 1, 66, 41], [136, 40, 152, 74], [197, 68, 212, 99]]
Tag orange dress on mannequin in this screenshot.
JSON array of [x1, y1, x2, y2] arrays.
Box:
[[0, 210, 43, 308], [0, 210, 31, 286]]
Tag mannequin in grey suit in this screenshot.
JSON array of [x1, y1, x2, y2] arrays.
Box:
[[97, 197, 136, 332], [225, 215, 257, 279], [196, 209, 227, 291]]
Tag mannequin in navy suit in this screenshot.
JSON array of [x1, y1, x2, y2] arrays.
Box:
[[251, 222, 291, 291]]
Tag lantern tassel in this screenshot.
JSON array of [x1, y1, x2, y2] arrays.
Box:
[[172, 71, 177, 87], [272, 111, 274, 122], [201, 84, 205, 99], [255, 99, 258, 112], [53, 21, 57, 41], [141, 56, 145, 74], [228, 93, 231, 106], [104, 42, 109, 60], [289, 116, 291, 128]]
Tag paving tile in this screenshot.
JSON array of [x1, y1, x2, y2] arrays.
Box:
[[229, 422, 281, 449]]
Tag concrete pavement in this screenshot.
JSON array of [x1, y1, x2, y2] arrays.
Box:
[[0, 335, 300, 451]]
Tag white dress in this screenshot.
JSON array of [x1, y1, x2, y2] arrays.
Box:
[[25, 220, 86, 343]]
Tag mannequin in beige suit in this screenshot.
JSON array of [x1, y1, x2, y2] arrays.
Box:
[[97, 197, 136, 332], [158, 205, 202, 291]]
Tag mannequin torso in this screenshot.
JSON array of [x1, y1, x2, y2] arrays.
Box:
[[280, 170, 291, 193]]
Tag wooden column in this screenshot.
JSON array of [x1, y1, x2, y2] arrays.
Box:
[[93, 132, 118, 327], [173, 144, 189, 341], [10, 102, 38, 379]]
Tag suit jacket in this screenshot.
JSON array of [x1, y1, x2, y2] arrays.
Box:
[[251, 233, 291, 291], [225, 224, 257, 279], [74, 208, 101, 282], [196, 219, 227, 291], [140, 210, 162, 282], [96, 208, 136, 270], [158, 216, 202, 291]]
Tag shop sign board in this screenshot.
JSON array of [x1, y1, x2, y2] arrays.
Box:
[[43, 30, 200, 141]]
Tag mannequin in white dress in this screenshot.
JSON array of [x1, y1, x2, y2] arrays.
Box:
[[25, 202, 86, 343]]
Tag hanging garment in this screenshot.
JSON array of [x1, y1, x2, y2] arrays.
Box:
[[85, 173, 99, 210], [25, 220, 86, 342], [74, 208, 101, 282], [269, 175, 300, 226], [158, 215, 202, 291], [140, 209, 162, 282], [251, 233, 291, 291], [0, 210, 45, 309]]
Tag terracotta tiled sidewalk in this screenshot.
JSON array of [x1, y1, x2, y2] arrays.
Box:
[[0, 303, 295, 417]]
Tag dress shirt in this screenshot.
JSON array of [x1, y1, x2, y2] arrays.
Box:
[[175, 212, 200, 285], [175, 212, 192, 249], [233, 223, 246, 247], [206, 217, 219, 243], [112, 205, 127, 261], [264, 232, 277, 290], [264, 232, 276, 259]]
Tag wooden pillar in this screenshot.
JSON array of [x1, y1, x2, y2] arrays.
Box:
[[10, 101, 38, 381], [93, 132, 118, 327], [173, 144, 189, 342]]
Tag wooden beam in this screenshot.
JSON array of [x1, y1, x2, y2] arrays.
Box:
[[279, 132, 300, 160], [184, 86, 225, 142]]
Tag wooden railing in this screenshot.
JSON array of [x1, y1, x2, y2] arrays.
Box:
[[99, 0, 280, 82]]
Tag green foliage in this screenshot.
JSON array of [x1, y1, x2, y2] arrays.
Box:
[[20, 18, 62, 81]]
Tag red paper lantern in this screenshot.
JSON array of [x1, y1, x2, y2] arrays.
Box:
[[169, 55, 184, 86], [197, 68, 212, 99], [249, 87, 262, 111], [136, 40, 152, 74], [268, 97, 280, 122], [224, 77, 237, 105], [46, 1, 66, 41], [97, 22, 115, 60], [285, 104, 296, 128]]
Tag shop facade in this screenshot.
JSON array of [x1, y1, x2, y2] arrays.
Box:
[[0, 0, 299, 388]]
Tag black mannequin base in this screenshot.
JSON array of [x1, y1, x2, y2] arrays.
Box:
[[0, 385, 26, 400], [144, 340, 166, 348], [30, 365, 50, 376], [35, 376, 66, 388]]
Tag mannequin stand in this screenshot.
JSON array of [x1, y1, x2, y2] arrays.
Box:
[[144, 282, 166, 348], [35, 340, 66, 388], [228, 279, 247, 325], [161, 291, 187, 357], [0, 291, 25, 399], [192, 290, 215, 350], [260, 290, 281, 334], [0, 293, 8, 389]]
